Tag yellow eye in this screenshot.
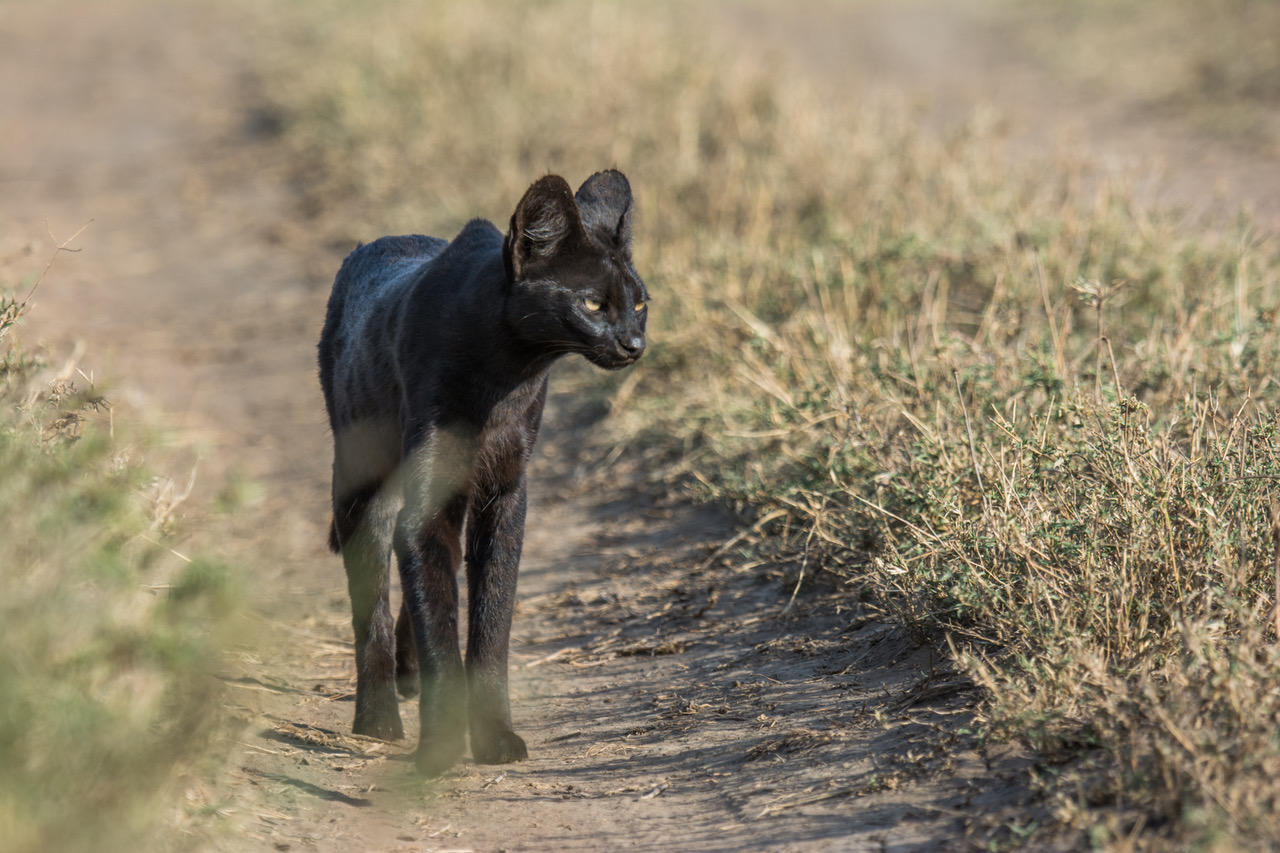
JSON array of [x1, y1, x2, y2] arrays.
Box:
[[634, 302, 646, 312], [583, 297, 602, 312]]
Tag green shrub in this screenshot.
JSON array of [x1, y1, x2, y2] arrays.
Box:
[[0, 291, 239, 853]]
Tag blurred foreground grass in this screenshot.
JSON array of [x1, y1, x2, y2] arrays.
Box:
[[258, 0, 1280, 846], [0, 287, 238, 853]]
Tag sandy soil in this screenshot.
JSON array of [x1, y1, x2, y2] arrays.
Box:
[[5, 1, 1271, 850]]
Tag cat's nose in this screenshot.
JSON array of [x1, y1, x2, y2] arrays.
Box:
[[619, 335, 645, 357]]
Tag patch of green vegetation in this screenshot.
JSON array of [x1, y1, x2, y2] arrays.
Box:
[[259, 0, 1280, 845], [0, 290, 240, 853]]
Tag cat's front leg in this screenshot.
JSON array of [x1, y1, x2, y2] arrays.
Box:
[[394, 493, 468, 776], [464, 477, 529, 764]]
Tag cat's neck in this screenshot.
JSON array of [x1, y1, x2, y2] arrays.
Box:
[[399, 223, 568, 407], [442, 259, 563, 394]]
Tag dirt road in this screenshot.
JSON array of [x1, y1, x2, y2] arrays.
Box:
[[9, 1, 1271, 850]]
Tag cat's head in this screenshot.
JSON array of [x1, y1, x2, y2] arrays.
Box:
[[503, 170, 648, 371]]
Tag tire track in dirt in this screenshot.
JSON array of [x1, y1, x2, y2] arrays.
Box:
[[3, 2, 1036, 850]]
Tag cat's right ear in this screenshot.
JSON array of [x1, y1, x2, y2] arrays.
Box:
[[574, 170, 633, 250], [505, 175, 583, 281]]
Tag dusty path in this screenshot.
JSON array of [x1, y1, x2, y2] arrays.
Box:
[[14, 1, 1271, 850], [2, 4, 1025, 848]]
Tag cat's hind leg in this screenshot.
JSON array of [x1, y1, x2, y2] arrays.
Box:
[[394, 597, 418, 697], [335, 483, 402, 740], [332, 419, 404, 739], [333, 472, 403, 741]]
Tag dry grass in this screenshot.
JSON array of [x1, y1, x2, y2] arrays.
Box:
[[258, 0, 1280, 846], [0, 272, 241, 853], [998, 0, 1280, 154]]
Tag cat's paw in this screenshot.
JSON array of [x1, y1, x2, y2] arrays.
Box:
[[352, 707, 404, 741], [414, 736, 466, 777], [471, 728, 528, 764], [396, 670, 419, 698]]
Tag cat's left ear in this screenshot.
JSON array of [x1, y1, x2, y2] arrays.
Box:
[[575, 170, 633, 250]]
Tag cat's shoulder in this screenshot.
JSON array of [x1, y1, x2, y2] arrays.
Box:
[[418, 219, 505, 278], [452, 218, 504, 250], [340, 234, 449, 272]]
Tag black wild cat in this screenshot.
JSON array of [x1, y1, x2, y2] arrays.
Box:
[[318, 170, 647, 775]]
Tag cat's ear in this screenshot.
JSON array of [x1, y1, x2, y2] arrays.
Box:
[[506, 174, 583, 280], [575, 170, 633, 250]]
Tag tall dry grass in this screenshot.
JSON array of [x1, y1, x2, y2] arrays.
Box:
[[258, 0, 1280, 845]]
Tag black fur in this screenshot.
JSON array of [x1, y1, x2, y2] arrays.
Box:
[[317, 171, 647, 775]]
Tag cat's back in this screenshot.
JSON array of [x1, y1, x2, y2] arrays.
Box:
[[319, 235, 446, 412], [326, 223, 504, 324], [318, 223, 506, 422], [331, 235, 448, 309], [322, 235, 443, 342]]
